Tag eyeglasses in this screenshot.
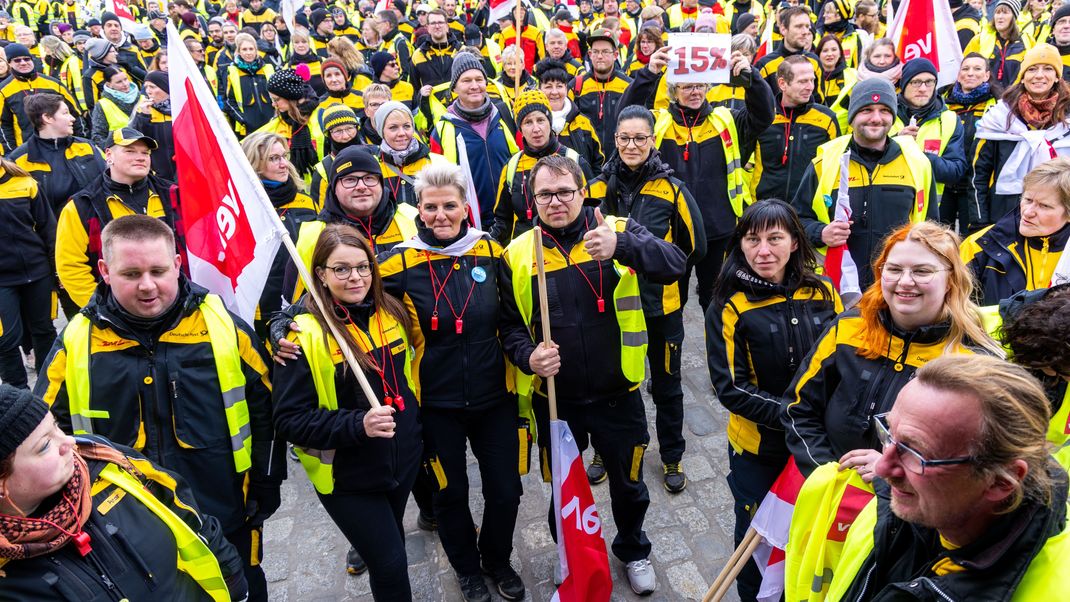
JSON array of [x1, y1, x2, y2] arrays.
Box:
[[873, 413, 974, 475], [338, 174, 381, 189], [322, 263, 372, 279], [533, 188, 578, 205], [589, 49, 616, 57], [615, 134, 651, 147], [9, 57, 33, 64], [879, 264, 947, 284], [677, 83, 707, 93], [267, 152, 290, 164], [330, 125, 357, 136], [907, 78, 938, 88]]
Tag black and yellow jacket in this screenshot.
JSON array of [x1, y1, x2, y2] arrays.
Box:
[[129, 100, 175, 181], [259, 179, 318, 330], [240, 5, 276, 28], [410, 39, 461, 90], [971, 105, 1038, 228], [8, 134, 104, 215], [289, 51, 325, 96], [0, 71, 82, 152], [589, 150, 706, 317], [81, 60, 131, 113], [379, 142, 443, 207], [223, 59, 275, 136], [619, 67, 775, 239], [943, 85, 996, 197], [752, 97, 839, 202], [572, 68, 632, 159], [0, 436, 245, 602], [961, 208, 1070, 306], [557, 101, 605, 173], [954, 2, 982, 49], [0, 164, 53, 287], [56, 170, 177, 307], [379, 225, 510, 410], [36, 279, 282, 533], [382, 76, 416, 106], [755, 45, 824, 100], [817, 62, 853, 110], [963, 29, 1031, 89], [272, 300, 423, 494], [706, 271, 841, 461], [783, 309, 976, 475]]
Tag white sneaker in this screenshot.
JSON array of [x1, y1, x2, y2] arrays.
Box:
[[625, 559, 656, 595]]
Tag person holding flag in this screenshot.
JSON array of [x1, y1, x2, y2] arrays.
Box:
[[499, 154, 688, 596], [36, 214, 284, 602], [705, 199, 842, 602]]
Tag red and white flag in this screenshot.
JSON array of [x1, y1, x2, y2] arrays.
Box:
[[823, 152, 861, 298], [105, 0, 138, 33], [888, 0, 962, 88], [755, 12, 774, 60], [489, 0, 518, 23], [750, 458, 806, 602], [550, 420, 612, 602], [167, 23, 282, 324]]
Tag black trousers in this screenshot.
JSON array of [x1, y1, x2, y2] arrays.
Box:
[[422, 401, 522, 576], [318, 467, 417, 601], [533, 389, 651, 562], [646, 311, 685, 465], [225, 525, 267, 602], [938, 188, 972, 235], [0, 278, 55, 388], [683, 235, 731, 313], [726, 449, 786, 602]]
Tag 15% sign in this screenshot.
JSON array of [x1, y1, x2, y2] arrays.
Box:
[[666, 32, 733, 84]]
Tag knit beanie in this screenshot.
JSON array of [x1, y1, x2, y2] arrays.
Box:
[[373, 100, 411, 136], [848, 78, 897, 124], [101, 11, 121, 27], [145, 70, 169, 94], [900, 58, 937, 88], [131, 23, 154, 41], [309, 8, 329, 31], [450, 51, 486, 91], [322, 104, 359, 133], [733, 12, 756, 35], [992, 0, 1021, 20], [268, 68, 308, 101], [330, 146, 382, 183], [695, 9, 716, 31], [56, 23, 72, 34], [4, 43, 31, 62], [1020, 43, 1063, 76], [0, 385, 49, 461], [369, 50, 393, 80], [831, 0, 853, 20], [321, 59, 349, 81], [513, 89, 551, 126], [86, 38, 114, 62], [1055, 4, 1070, 26]]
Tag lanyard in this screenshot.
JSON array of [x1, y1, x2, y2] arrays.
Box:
[[351, 215, 378, 251], [340, 304, 405, 410], [424, 250, 479, 333], [679, 107, 703, 161], [541, 217, 605, 313], [781, 103, 795, 165]]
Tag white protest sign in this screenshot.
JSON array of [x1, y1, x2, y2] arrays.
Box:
[[666, 32, 732, 84]]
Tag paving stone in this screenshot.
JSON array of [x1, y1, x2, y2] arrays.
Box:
[[667, 560, 711, 600], [684, 402, 719, 437]]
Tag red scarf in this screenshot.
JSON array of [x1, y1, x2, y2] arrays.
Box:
[[1017, 92, 1059, 129]]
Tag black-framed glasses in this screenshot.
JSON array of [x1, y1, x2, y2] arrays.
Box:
[[322, 263, 372, 279], [338, 174, 381, 189], [873, 413, 974, 475], [533, 189, 578, 205], [615, 134, 651, 147]]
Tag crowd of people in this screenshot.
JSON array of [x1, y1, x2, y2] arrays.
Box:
[[0, 0, 1069, 600]]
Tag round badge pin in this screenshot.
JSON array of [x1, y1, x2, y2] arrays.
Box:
[[471, 266, 487, 283]]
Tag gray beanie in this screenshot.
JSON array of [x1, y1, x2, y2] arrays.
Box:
[[373, 101, 413, 137], [847, 78, 897, 125], [86, 38, 115, 62], [0, 385, 49, 460], [450, 51, 486, 91]]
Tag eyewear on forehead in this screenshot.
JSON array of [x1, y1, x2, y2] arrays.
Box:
[[322, 263, 372, 279], [879, 264, 947, 284], [338, 173, 381, 188], [533, 188, 578, 205], [873, 413, 974, 475], [616, 133, 651, 147]]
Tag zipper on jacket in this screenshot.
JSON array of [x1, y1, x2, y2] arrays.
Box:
[[915, 577, 956, 602], [81, 540, 125, 601], [145, 349, 165, 466], [784, 296, 801, 373], [854, 562, 876, 602]]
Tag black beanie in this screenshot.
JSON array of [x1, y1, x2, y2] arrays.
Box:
[[1054, 4, 1070, 27], [145, 70, 169, 94], [268, 68, 308, 101], [900, 58, 937, 88], [330, 146, 382, 183], [4, 43, 30, 62], [101, 11, 120, 27], [309, 8, 329, 30], [0, 385, 49, 460], [369, 51, 393, 80], [734, 12, 756, 35], [450, 51, 486, 91]]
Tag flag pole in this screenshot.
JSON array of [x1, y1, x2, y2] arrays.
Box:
[[513, 0, 522, 106], [532, 226, 557, 420], [702, 527, 759, 602]]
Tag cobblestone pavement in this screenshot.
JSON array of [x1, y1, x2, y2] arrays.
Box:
[[263, 295, 744, 602]]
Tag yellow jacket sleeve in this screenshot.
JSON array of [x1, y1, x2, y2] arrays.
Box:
[[55, 201, 97, 307]]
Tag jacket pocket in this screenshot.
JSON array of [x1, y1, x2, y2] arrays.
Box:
[[169, 356, 230, 449]]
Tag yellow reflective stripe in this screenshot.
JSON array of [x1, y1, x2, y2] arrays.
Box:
[[292, 313, 340, 494], [98, 464, 230, 602], [810, 134, 853, 225], [63, 314, 97, 434], [200, 294, 252, 473], [655, 108, 747, 216], [99, 97, 129, 132], [293, 221, 326, 302], [396, 204, 419, 239]]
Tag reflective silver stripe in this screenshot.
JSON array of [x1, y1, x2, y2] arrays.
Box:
[[300, 447, 336, 466], [622, 331, 648, 347], [221, 387, 244, 408], [616, 296, 642, 311], [726, 158, 741, 172], [71, 414, 94, 434], [231, 423, 252, 452]]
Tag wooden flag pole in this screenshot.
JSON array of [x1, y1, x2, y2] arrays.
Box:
[[532, 226, 557, 420], [701, 527, 760, 602]]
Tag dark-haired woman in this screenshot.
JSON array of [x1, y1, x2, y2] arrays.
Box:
[[816, 34, 853, 107], [705, 199, 842, 602], [943, 53, 997, 234], [973, 43, 1070, 232], [535, 58, 604, 172], [963, 0, 1033, 89], [273, 224, 420, 599]]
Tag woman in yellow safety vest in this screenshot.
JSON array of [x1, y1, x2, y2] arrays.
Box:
[[0, 386, 249, 601], [964, 0, 1034, 89], [816, 34, 853, 106], [89, 66, 137, 148], [224, 33, 274, 136], [272, 224, 421, 598]]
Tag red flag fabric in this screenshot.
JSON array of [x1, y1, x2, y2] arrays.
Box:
[[105, 0, 138, 32], [167, 23, 282, 324], [888, 0, 963, 87], [489, 0, 517, 23], [751, 458, 806, 602], [549, 419, 612, 602], [755, 13, 774, 60]]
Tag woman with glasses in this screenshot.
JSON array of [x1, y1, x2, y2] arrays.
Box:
[[242, 131, 319, 337], [490, 90, 593, 245], [376, 163, 526, 602], [273, 224, 421, 599], [962, 158, 1070, 306], [705, 199, 842, 602], [784, 222, 1003, 479]]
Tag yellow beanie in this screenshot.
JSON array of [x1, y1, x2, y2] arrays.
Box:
[[513, 89, 551, 125], [1020, 43, 1063, 78]]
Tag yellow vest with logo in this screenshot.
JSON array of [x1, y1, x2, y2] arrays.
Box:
[[290, 311, 415, 495], [653, 106, 749, 217], [98, 96, 130, 132], [62, 294, 254, 473], [891, 110, 958, 196]]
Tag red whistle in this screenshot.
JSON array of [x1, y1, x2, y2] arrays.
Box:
[[526, 208, 533, 220], [431, 315, 439, 331], [597, 298, 605, 313], [394, 396, 405, 411], [455, 318, 464, 334], [73, 531, 92, 556]]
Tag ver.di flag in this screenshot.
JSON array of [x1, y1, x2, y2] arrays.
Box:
[[105, 0, 139, 33], [750, 458, 806, 602], [823, 152, 861, 298], [550, 419, 611, 602], [888, 0, 962, 88], [489, 0, 517, 24], [167, 22, 282, 324]]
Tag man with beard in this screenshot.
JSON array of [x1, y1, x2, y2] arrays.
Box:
[[0, 43, 82, 152], [100, 11, 146, 84], [205, 17, 226, 65], [411, 9, 460, 92]]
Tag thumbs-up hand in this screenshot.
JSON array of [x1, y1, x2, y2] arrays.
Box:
[[583, 208, 617, 261]]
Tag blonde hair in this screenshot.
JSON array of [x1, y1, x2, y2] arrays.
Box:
[[40, 35, 73, 61], [1022, 157, 1070, 216], [856, 221, 1003, 358], [234, 32, 258, 54], [414, 163, 468, 204], [327, 36, 365, 72], [241, 131, 305, 190], [362, 82, 391, 102], [290, 27, 310, 45]]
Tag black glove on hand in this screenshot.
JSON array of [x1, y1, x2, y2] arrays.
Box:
[[225, 569, 249, 602], [244, 481, 282, 528]]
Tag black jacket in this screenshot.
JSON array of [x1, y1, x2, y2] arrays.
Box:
[[410, 39, 460, 90], [0, 71, 83, 152], [129, 101, 175, 181], [0, 436, 244, 602], [0, 164, 55, 286], [573, 69, 632, 157], [499, 206, 687, 404], [753, 97, 839, 202], [36, 280, 284, 533], [8, 134, 106, 215]]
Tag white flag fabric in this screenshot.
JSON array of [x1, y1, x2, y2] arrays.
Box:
[[888, 0, 963, 88]]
